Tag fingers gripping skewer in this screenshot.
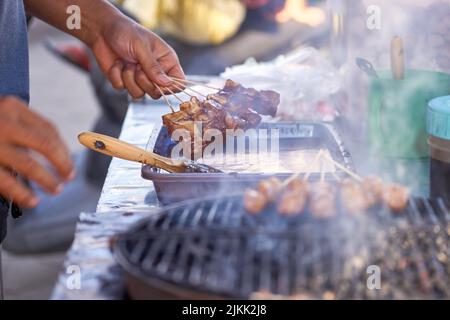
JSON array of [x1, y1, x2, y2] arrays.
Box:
[[155, 84, 175, 113]]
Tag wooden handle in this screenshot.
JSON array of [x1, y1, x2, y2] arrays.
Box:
[[391, 36, 405, 80], [78, 132, 186, 173]]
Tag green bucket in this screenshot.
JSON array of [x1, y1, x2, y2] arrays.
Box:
[[368, 70, 450, 195], [369, 70, 450, 159]]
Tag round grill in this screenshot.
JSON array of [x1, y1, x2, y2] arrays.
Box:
[[113, 195, 450, 300]]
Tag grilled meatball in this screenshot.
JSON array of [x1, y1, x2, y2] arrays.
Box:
[[277, 179, 309, 216], [309, 182, 337, 219], [362, 176, 384, 207], [340, 179, 370, 215], [382, 184, 410, 213], [258, 177, 282, 202], [244, 189, 268, 215]]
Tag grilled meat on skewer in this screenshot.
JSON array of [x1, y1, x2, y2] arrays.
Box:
[[163, 80, 280, 142], [244, 177, 282, 214], [211, 79, 280, 117], [309, 182, 337, 219], [258, 177, 282, 202], [277, 179, 309, 216], [383, 184, 410, 213], [244, 189, 269, 215], [340, 179, 371, 215], [362, 176, 384, 207], [244, 175, 410, 218], [244, 177, 309, 216]]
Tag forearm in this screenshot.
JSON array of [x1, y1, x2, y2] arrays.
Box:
[[24, 0, 125, 47]]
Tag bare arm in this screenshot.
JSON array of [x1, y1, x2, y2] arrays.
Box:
[[24, 0, 185, 98], [24, 0, 119, 47]]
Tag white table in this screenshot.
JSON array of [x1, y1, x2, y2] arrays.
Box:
[[52, 99, 169, 299]]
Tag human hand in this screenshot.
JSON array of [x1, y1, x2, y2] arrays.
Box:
[[91, 16, 185, 99], [0, 97, 75, 208]]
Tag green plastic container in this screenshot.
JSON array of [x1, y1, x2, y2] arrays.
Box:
[[369, 70, 450, 159], [367, 70, 450, 196], [427, 96, 450, 203]]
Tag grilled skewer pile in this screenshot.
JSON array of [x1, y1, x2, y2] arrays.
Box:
[[162, 79, 280, 138], [244, 151, 410, 217]]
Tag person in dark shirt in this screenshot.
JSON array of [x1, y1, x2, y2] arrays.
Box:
[[0, 0, 184, 245]]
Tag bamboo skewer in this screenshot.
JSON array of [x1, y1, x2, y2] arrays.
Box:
[[322, 152, 363, 182], [281, 149, 324, 188], [171, 79, 208, 98], [320, 156, 326, 183], [171, 82, 195, 98], [303, 149, 325, 182], [331, 171, 341, 182], [170, 76, 222, 91], [155, 84, 175, 113], [164, 86, 184, 103]]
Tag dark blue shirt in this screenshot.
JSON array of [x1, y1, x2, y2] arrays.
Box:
[[0, 0, 29, 242], [0, 0, 29, 102]]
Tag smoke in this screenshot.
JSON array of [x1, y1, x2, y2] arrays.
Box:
[[336, 0, 450, 193]]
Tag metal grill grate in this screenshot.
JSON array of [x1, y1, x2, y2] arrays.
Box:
[[114, 196, 450, 299]]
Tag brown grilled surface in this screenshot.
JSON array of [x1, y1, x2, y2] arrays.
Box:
[[113, 195, 450, 300]]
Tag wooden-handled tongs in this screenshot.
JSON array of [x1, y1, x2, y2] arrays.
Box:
[[78, 132, 222, 174]]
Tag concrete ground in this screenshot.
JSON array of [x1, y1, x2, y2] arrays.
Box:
[[3, 20, 101, 300]]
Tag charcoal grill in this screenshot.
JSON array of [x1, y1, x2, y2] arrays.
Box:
[[113, 193, 450, 300]]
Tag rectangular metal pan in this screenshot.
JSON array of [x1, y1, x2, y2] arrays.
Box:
[[142, 122, 354, 205]]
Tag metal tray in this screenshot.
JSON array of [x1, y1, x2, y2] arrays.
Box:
[[142, 122, 354, 205]]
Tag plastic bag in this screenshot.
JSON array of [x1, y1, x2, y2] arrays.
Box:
[[221, 47, 341, 121]]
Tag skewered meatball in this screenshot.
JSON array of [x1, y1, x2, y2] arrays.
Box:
[[277, 179, 309, 216], [382, 184, 410, 213], [362, 176, 384, 207], [244, 189, 268, 215], [340, 179, 370, 215], [309, 182, 337, 219], [258, 177, 282, 202]]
